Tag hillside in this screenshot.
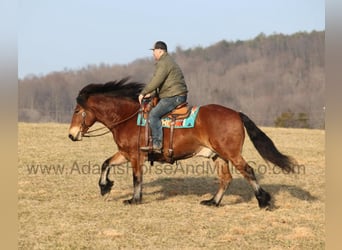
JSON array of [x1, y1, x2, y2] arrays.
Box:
[[19, 30, 325, 128]]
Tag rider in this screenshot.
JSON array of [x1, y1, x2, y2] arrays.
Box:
[[139, 41, 188, 153]]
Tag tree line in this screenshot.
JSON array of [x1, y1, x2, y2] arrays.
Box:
[[19, 30, 325, 128]]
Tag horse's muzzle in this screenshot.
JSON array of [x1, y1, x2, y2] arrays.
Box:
[[68, 125, 84, 141], [69, 134, 76, 141], [68, 131, 82, 141]]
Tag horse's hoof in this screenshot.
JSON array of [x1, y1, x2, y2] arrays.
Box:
[[123, 198, 142, 205], [255, 188, 271, 208], [200, 199, 219, 207], [258, 201, 271, 209], [99, 180, 114, 196]]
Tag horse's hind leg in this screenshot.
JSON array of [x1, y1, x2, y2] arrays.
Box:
[[201, 156, 232, 206], [231, 155, 271, 208]]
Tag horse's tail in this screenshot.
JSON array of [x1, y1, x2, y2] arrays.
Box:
[[239, 112, 295, 173]]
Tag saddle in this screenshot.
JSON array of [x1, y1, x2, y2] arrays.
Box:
[[164, 102, 191, 119], [141, 97, 192, 163]]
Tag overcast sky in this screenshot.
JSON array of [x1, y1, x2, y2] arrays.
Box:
[[18, 0, 325, 78]]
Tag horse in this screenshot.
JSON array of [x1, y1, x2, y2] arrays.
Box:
[[68, 78, 296, 208]]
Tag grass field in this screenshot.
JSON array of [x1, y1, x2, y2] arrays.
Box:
[[18, 123, 325, 249]]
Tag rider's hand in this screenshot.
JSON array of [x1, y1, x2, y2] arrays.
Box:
[[139, 93, 151, 104], [138, 94, 144, 104]]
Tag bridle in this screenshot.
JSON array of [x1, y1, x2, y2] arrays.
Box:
[[80, 109, 140, 138]]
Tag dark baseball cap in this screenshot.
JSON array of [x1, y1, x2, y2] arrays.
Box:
[[150, 41, 167, 51]]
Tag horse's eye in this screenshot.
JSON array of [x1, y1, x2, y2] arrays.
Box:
[[74, 110, 80, 114]]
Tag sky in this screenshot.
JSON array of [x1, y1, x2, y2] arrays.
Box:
[[18, 0, 325, 79]]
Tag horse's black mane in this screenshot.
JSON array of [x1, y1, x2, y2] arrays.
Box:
[[76, 77, 145, 106]]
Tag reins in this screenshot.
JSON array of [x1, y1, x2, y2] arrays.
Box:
[[83, 108, 140, 137]]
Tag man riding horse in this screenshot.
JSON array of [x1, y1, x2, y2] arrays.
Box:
[[138, 41, 188, 154]]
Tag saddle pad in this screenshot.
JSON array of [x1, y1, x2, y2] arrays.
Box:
[[137, 106, 200, 128]]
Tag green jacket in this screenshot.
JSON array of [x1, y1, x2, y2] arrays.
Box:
[[141, 53, 188, 98]]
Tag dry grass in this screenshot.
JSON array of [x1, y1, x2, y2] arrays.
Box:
[[18, 123, 325, 249]]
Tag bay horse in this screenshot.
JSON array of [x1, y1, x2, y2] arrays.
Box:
[[68, 78, 296, 208]]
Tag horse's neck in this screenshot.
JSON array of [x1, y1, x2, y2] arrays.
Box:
[[92, 98, 139, 129], [97, 99, 139, 148]]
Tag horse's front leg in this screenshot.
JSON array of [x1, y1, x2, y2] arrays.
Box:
[[99, 151, 128, 196], [123, 158, 143, 205]]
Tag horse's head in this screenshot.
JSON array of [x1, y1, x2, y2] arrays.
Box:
[[68, 103, 96, 141], [68, 78, 145, 141]]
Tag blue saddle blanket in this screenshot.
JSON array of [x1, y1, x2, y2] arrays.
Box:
[[137, 106, 200, 128]]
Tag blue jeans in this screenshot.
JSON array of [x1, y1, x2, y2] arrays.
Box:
[[149, 95, 187, 147]]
